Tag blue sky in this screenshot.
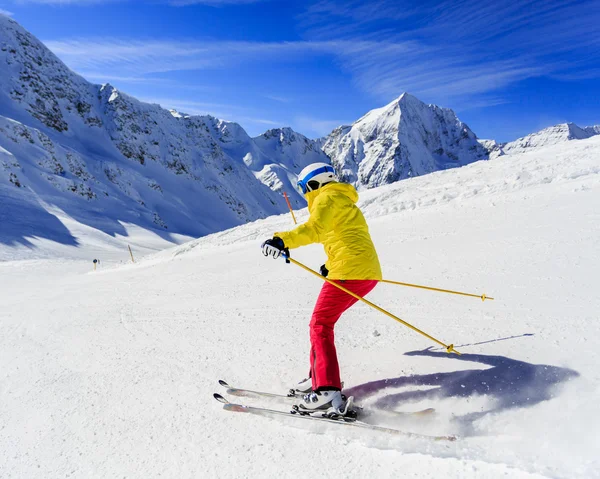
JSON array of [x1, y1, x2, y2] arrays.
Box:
[[1, 0, 599, 142]]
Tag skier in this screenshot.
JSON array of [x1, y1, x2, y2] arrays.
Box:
[[261, 163, 382, 415]]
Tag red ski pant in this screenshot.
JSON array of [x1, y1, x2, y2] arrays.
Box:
[[310, 280, 378, 391]]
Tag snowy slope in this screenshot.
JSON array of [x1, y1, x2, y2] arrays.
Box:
[[322, 93, 489, 188], [1, 136, 599, 478]]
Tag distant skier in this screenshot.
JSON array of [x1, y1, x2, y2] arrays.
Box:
[[261, 163, 382, 415]]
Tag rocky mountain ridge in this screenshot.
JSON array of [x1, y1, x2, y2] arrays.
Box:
[[322, 93, 489, 188], [479, 122, 600, 159], [0, 15, 322, 245]]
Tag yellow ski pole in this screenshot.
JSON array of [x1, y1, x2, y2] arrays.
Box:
[[380, 279, 494, 301], [281, 254, 461, 355], [283, 191, 297, 225]]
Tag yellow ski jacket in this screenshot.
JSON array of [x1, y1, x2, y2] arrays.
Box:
[[274, 182, 382, 281]]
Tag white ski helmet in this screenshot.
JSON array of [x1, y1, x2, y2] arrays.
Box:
[[296, 163, 337, 195]]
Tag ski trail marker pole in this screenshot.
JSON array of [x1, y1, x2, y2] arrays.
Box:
[[283, 192, 297, 225], [380, 279, 494, 301], [281, 254, 461, 355]]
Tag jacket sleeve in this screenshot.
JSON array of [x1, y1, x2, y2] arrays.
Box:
[[274, 195, 335, 249]]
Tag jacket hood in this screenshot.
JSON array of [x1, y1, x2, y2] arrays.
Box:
[[306, 182, 359, 210]]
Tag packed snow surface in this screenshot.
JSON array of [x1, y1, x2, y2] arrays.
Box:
[[1, 136, 599, 478]]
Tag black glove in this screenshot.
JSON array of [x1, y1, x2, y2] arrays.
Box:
[[320, 264, 329, 277], [261, 237, 287, 260]]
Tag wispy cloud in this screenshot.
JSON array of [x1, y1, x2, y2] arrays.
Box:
[[298, 0, 423, 39], [42, 0, 600, 113], [293, 115, 348, 138], [139, 96, 281, 129], [45, 38, 340, 75], [77, 71, 221, 97], [238, 116, 281, 127], [12, 0, 120, 4], [82, 73, 174, 84], [454, 97, 511, 111], [549, 68, 600, 82], [14, 0, 268, 4], [0, 8, 14, 15], [47, 37, 420, 78], [263, 94, 290, 103], [298, 0, 600, 106], [139, 97, 245, 115], [169, 0, 269, 5], [46, 35, 542, 108]]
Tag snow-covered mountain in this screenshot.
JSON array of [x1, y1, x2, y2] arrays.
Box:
[[214, 125, 330, 208], [321, 93, 489, 188], [253, 127, 330, 203], [584, 125, 600, 136], [0, 16, 333, 245], [497, 122, 600, 156], [0, 15, 300, 245], [174, 117, 330, 207]]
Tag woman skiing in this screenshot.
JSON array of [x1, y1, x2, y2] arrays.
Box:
[[261, 162, 382, 415]]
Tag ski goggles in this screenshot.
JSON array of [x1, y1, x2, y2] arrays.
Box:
[[296, 165, 335, 195]]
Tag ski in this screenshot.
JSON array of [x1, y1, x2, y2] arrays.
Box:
[[218, 379, 297, 401], [213, 393, 456, 442], [218, 379, 435, 417]]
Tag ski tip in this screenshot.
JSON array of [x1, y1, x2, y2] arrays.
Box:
[[223, 403, 248, 413], [218, 379, 230, 388], [213, 393, 229, 404], [225, 388, 255, 398]]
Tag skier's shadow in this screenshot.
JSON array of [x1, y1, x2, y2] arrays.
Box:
[[346, 347, 579, 424]]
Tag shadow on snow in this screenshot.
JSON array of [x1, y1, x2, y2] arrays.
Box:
[[346, 346, 579, 432], [0, 189, 194, 248], [0, 193, 79, 247]]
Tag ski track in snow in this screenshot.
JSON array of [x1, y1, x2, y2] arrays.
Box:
[[0, 137, 599, 478]]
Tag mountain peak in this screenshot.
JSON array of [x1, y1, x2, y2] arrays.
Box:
[[380, 92, 420, 112], [323, 92, 487, 187], [359, 93, 437, 126], [0, 12, 17, 27], [259, 126, 300, 143], [397, 92, 418, 103]]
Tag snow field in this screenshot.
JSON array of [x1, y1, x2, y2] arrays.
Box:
[[1, 136, 599, 478]]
